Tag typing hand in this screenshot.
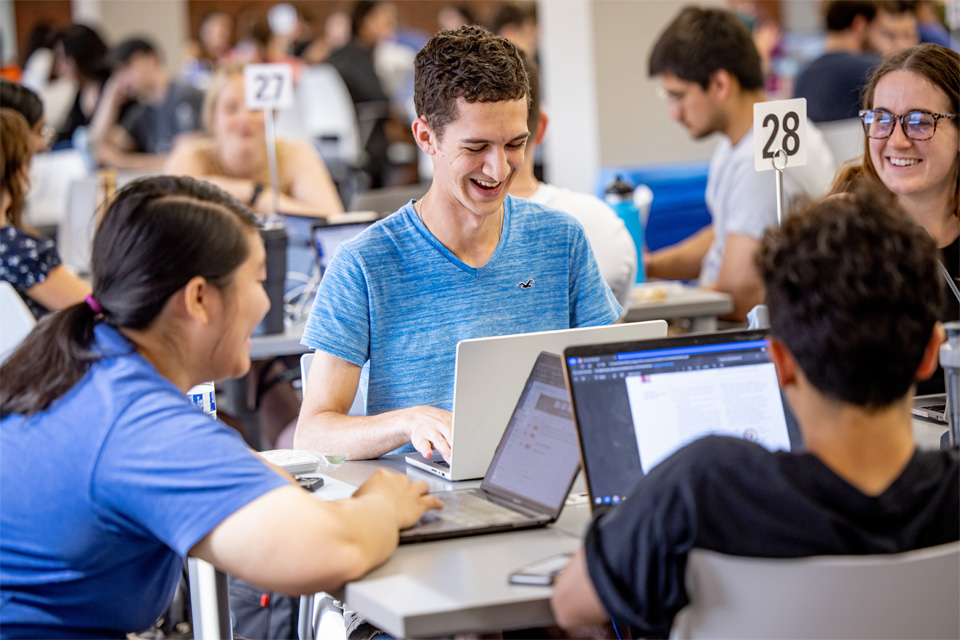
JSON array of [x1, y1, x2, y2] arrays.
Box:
[[403, 406, 453, 462], [355, 469, 443, 529]]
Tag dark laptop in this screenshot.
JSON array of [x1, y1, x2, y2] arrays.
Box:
[[564, 330, 801, 517], [400, 352, 581, 544]]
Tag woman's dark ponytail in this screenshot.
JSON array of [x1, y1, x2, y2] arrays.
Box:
[[0, 176, 258, 417]]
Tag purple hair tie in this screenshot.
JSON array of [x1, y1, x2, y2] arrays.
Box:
[[84, 294, 103, 315]]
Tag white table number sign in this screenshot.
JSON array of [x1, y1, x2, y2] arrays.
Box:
[[754, 98, 808, 173], [244, 64, 294, 111]]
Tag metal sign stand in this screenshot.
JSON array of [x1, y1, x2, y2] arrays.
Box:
[[264, 108, 281, 220], [772, 148, 788, 228]]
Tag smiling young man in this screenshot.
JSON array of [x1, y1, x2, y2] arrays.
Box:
[[646, 7, 836, 321], [295, 25, 620, 461]]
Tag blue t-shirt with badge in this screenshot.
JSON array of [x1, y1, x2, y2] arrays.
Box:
[[0, 325, 288, 638], [302, 195, 621, 453]]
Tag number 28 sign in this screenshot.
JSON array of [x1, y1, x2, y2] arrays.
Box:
[[244, 64, 294, 111], [754, 98, 807, 172]]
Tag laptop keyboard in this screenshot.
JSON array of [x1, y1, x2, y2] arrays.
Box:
[[428, 490, 526, 528]]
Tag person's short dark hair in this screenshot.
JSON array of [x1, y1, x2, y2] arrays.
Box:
[[51, 24, 110, 83], [414, 25, 529, 139], [825, 1, 877, 32], [648, 6, 764, 92], [491, 3, 533, 35], [521, 52, 540, 139], [757, 182, 944, 409], [109, 37, 160, 67], [0, 79, 44, 128]]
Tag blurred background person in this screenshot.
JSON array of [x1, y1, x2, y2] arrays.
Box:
[[164, 63, 343, 218], [0, 108, 89, 317], [437, 4, 477, 32], [794, 1, 878, 123], [913, 0, 951, 48], [868, 1, 920, 57], [49, 24, 111, 147], [88, 37, 204, 170], [181, 11, 234, 90], [329, 0, 399, 188], [491, 3, 538, 59]]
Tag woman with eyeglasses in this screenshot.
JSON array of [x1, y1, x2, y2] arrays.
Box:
[[0, 108, 90, 318], [831, 43, 959, 394]]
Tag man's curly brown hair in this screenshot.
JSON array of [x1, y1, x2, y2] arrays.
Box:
[[413, 25, 529, 139], [757, 181, 944, 408]]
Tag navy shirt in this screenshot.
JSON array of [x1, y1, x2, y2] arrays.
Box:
[[120, 81, 203, 154], [585, 436, 960, 637], [0, 225, 61, 318], [794, 52, 879, 123]]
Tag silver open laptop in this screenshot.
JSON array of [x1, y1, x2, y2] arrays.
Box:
[[913, 394, 947, 424], [404, 319, 667, 481], [400, 352, 580, 543]]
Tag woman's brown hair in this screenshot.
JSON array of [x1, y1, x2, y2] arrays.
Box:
[[0, 108, 32, 228]]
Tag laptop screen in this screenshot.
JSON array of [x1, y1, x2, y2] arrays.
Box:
[[481, 352, 580, 517], [565, 330, 798, 514], [311, 222, 372, 275]]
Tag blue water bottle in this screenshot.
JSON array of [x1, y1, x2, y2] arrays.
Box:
[[605, 175, 645, 283]]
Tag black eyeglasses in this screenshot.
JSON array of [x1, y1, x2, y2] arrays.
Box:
[[859, 109, 958, 141]]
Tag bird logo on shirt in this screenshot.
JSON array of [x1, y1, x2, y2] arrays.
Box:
[[518, 279, 535, 289]]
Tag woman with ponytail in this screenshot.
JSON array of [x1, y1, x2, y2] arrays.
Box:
[[0, 175, 441, 637]]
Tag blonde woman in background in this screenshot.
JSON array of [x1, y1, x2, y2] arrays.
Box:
[[164, 63, 344, 217]]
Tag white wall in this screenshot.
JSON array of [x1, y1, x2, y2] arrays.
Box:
[[0, 0, 16, 65], [539, 0, 723, 193]]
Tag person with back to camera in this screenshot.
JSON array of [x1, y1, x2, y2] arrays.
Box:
[[0, 109, 90, 318], [164, 62, 344, 217], [550, 183, 959, 636], [0, 175, 442, 638], [295, 25, 620, 462], [831, 43, 959, 395]]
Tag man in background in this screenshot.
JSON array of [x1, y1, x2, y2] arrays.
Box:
[[90, 38, 203, 169], [645, 7, 835, 321], [794, 1, 879, 123]]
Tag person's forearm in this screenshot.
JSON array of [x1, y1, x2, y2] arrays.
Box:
[[87, 89, 125, 148], [294, 410, 410, 459], [193, 175, 335, 217], [646, 226, 714, 281], [95, 143, 167, 170]]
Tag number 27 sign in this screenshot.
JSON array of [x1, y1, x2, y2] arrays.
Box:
[[244, 64, 294, 111], [754, 98, 807, 172]]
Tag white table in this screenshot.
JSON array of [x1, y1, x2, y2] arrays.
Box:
[[625, 284, 733, 332], [317, 458, 589, 639]]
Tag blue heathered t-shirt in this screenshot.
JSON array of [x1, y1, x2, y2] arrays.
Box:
[[0, 325, 288, 638], [302, 195, 621, 453]]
